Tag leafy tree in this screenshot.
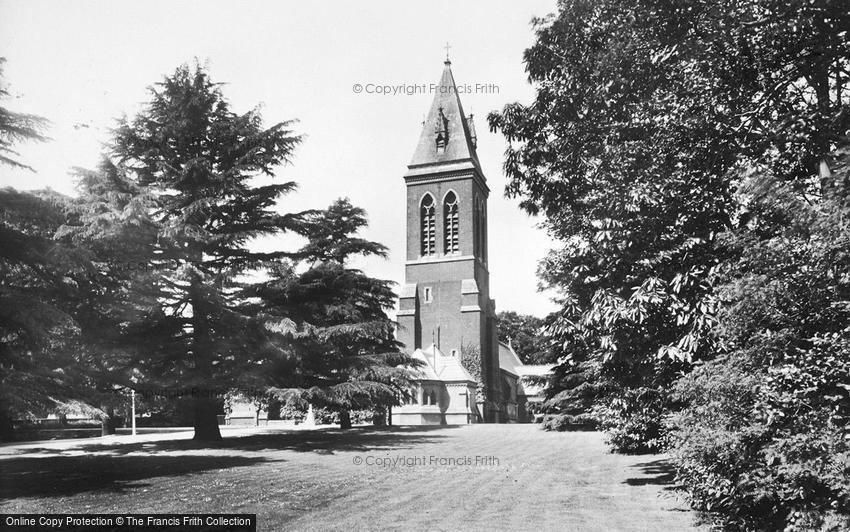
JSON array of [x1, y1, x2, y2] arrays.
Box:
[[252, 199, 417, 429], [489, 0, 738, 451], [659, 2, 849, 526], [496, 311, 556, 364], [0, 57, 48, 171], [668, 156, 850, 529], [89, 63, 309, 440], [491, 0, 849, 523], [489, 0, 849, 452]]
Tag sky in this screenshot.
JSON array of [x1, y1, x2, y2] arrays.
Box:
[[0, 0, 560, 318]]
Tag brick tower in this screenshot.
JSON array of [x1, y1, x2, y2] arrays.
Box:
[[396, 58, 501, 423]]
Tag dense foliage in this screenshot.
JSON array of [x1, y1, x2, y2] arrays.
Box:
[[668, 149, 850, 530], [250, 199, 417, 428], [2, 63, 413, 440], [489, 0, 737, 451], [87, 64, 313, 440], [496, 311, 556, 364], [491, 0, 849, 527], [0, 187, 94, 438], [0, 59, 87, 438]]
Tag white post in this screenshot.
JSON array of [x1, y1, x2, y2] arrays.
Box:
[[131, 389, 137, 436], [304, 403, 316, 426]]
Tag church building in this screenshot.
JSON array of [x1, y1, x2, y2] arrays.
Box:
[[392, 58, 550, 425]]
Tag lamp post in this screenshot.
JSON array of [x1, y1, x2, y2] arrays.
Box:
[[130, 389, 137, 436]]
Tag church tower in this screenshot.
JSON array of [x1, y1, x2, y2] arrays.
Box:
[[397, 58, 501, 423]]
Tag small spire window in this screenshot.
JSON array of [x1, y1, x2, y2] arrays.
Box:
[[444, 191, 459, 254], [435, 107, 449, 152]]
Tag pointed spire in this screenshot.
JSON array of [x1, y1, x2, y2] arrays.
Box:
[[407, 58, 481, 173]]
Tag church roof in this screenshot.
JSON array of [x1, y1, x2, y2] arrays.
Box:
[[409, 348, 440, 380], [407, 60, 482, 175], [436, 359, 477, 383], [498, 341, 555, 398], [409, 344, 476, 384], [498, 341, 523, 377]]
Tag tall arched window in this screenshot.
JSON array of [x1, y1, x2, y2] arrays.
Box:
[[478, 199, 487, 263], [443, 191, 459, 254], [420, 194, 436, 256], [472, 199, 479, 257]]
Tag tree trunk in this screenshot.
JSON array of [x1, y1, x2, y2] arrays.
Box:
[[100, 418, 115, 436], [267, 399, 281, 421], [0, 403, 15, 442], [101, 405, 116, 436], [192, 397, 222, 441], [189, 280, 221, 442], [372, 407, 387, 426], [338, 410, 352, 430]]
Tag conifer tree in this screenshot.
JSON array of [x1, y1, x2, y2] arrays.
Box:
[[103, 63, 307, 440], [57, 158, 160, 434], [252, 199, 417, 428], [0, 60, 70, 438], [0, 188, 91, 438], [0, 57, 47, 171]]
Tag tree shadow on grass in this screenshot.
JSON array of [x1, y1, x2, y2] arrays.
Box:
[[0, 454, 277, 500], [14, 425, 458, 457], [625, 459, 713, 527], [0, 426, 458, 500], [624, 459, 677, 488]]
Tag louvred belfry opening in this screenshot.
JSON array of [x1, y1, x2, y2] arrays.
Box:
[[444, 191, 459, 254], [420, 194, 435, 256]]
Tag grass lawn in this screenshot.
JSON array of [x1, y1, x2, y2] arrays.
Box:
[[0, 425, 704, 531]]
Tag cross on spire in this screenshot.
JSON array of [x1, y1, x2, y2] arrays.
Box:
[[444, 42, 452, 64]]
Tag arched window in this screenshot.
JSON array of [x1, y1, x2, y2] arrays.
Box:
[[443, 191, 459, 254], [420, 194, 435, 256], [479, 199, 487, 263], [472, 199, 479, 257]]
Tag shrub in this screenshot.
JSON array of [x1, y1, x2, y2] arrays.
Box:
[[313, 406, 338, 425], [312, 407, 374, 426], [541, 413, 596, 431], [593, 387, 668, 454], [668, 332, 850, 530], [277, 401, 307, 422], [541, 414, 571, 431]]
